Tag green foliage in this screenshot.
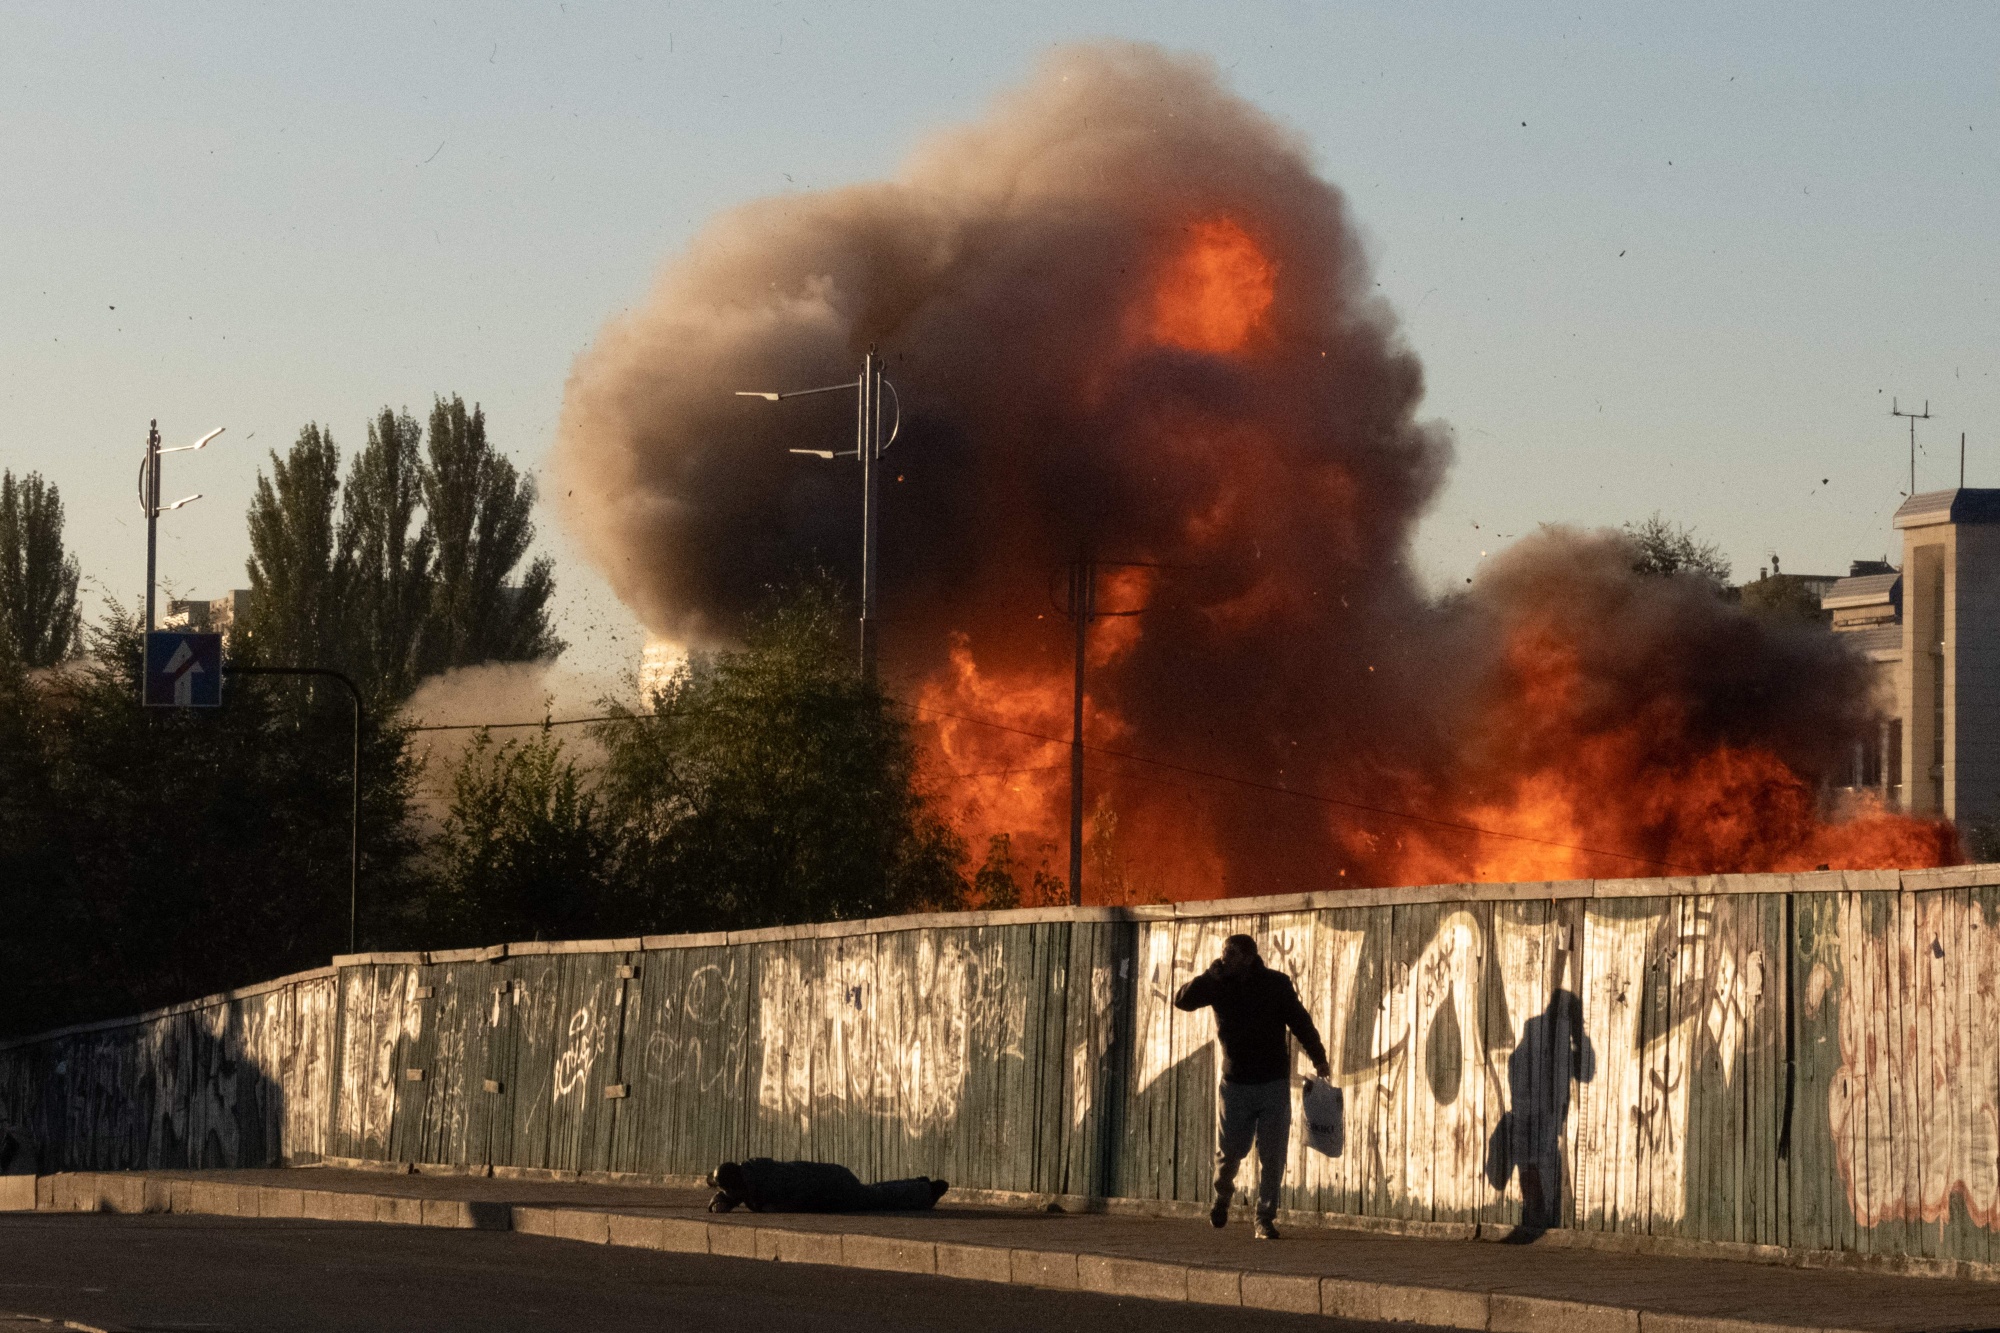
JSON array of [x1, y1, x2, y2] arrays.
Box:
[[240, 397, 562, 702], [972, 832, 1065, 910], [0, 470, 82, 667], [420, 396, 561, 675], [427, 729, 612, 945], [0, 572, 970, 1036], [341, 408, 434, 700], [1738, 573, 1829, 625], [242, 425, 348, 666], [1623, 512, 1732, 589], [0, 608, 423, 1037], [590, 578, 966, 933]]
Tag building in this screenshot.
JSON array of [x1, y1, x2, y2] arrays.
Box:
[[1823, 489, 2000, 831], [1823, 564, 1903, 801], [161, 589, 252, 642]]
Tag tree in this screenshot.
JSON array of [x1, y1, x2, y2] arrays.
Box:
[[1623, 512, 1732, 589], [241, 425, 348, 668], [0, 607, 423, 1037], [0, 470, 82, 667], [427, 729, 611, 945], [592, 578, 965, 934], [421, 396, 561, 674], [1739, 573, 1828, 624], [340, 408, 434, 701], [972, 832, 1065, 910]]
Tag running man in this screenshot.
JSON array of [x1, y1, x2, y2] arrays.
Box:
[[1173, 933, 1330, 1240]]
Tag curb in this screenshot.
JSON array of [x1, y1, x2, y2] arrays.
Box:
[[27, 1173, 1885, 1333]]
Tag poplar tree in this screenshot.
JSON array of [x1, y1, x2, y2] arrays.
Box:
[[340, 408, 434, 700], [0, 470, 83, 668], [420, 395, 561, 675], [242, 425, 348, 667]]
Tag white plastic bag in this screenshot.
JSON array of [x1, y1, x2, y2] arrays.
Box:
[[1302, 1076, 1344, 1158]]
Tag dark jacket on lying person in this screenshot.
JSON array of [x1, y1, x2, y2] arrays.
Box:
[[706, 1158, 949, 1213], [1173, 954, 1329, 1084]]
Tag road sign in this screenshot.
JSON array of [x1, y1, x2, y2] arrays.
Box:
[[143, 631, 223, 707]]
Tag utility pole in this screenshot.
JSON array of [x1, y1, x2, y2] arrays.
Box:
[[737, 350, 899, 679], [1057, 554, 1153, 908], [1066, 550, 1095, 908], [1893, 398, 1932, 496]]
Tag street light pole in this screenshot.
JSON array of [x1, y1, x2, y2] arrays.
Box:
[[136, 420, 223, 632], [224, 664, 363, 954], [858, 348, 882, 679], [145, 422, 159, 632], [736, 349, 900, 679]]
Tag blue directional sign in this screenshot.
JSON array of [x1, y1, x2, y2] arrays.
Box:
[[143, 631, 223, 707]]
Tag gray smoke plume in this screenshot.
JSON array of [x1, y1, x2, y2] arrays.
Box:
[[555, 43, 1944, 893]]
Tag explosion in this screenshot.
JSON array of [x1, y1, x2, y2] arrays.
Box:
[[555, 44, 1956, 902]]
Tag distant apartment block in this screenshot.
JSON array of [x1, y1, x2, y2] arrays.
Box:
[[161, 589, 252, 641], [1823, 489, 2000, 832]]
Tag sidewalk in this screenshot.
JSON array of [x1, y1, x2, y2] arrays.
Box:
[[27, 1168, 2000, 1333]]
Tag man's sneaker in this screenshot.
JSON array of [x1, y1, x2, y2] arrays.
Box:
[[1254, 1220, 1280, 1240], [1208, 1197, 1230, 1229]]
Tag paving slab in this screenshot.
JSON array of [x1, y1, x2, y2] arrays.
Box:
[[29, 1168, 2000, 1333]]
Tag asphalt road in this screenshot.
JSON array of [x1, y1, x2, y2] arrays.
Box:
[[0, 1214, 1442, 1333]]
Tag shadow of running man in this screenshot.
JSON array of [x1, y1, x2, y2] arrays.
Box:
[[1487, 988, 1594, 1242]]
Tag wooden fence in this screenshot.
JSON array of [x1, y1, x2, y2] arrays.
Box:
[[4, 866, 1998, 1267]]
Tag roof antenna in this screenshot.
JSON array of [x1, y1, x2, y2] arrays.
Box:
[[1892, 397, 1931, 495], [1961, 431, 1966, 489]]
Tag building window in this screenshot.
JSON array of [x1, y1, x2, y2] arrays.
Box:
[[1932, 564, 1946, 812], [1888, 718, 1903, 804]]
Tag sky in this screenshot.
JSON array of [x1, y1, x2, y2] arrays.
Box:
[[4, 2, 1996, 693]]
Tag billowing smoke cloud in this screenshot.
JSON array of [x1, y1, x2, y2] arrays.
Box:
[[400, 661, 609, 827], [555, 43, 1951, 896]]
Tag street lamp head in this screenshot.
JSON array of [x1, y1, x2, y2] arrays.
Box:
[[789, 449, 838, 460], [159, 426, 225, 456], [736, 391, 783, 401]]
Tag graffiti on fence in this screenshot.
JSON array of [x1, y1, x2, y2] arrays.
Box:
[[1828, 891, 2000, 1228]]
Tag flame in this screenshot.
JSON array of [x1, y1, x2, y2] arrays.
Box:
[[920, 635, 1076, 855], [1363, 617, 1960, 886], [920, 213, 1957, 900], [1148, 218, 1276, 354]]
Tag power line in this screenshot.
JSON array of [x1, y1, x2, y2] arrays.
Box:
[[944, 763, 1069, 781], [406, 713, 628, 733]]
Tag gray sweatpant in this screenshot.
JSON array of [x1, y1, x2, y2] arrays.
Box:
[[1214, 1077, 1291, 1223]]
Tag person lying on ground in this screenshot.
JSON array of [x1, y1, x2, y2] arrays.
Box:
[[705, 1158, 949, 1214]]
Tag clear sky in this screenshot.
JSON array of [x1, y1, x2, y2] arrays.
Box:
[[5, 2, 1996, 687]]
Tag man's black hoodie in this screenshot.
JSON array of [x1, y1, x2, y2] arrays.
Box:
[[1173, 958, 1329, 1084]]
